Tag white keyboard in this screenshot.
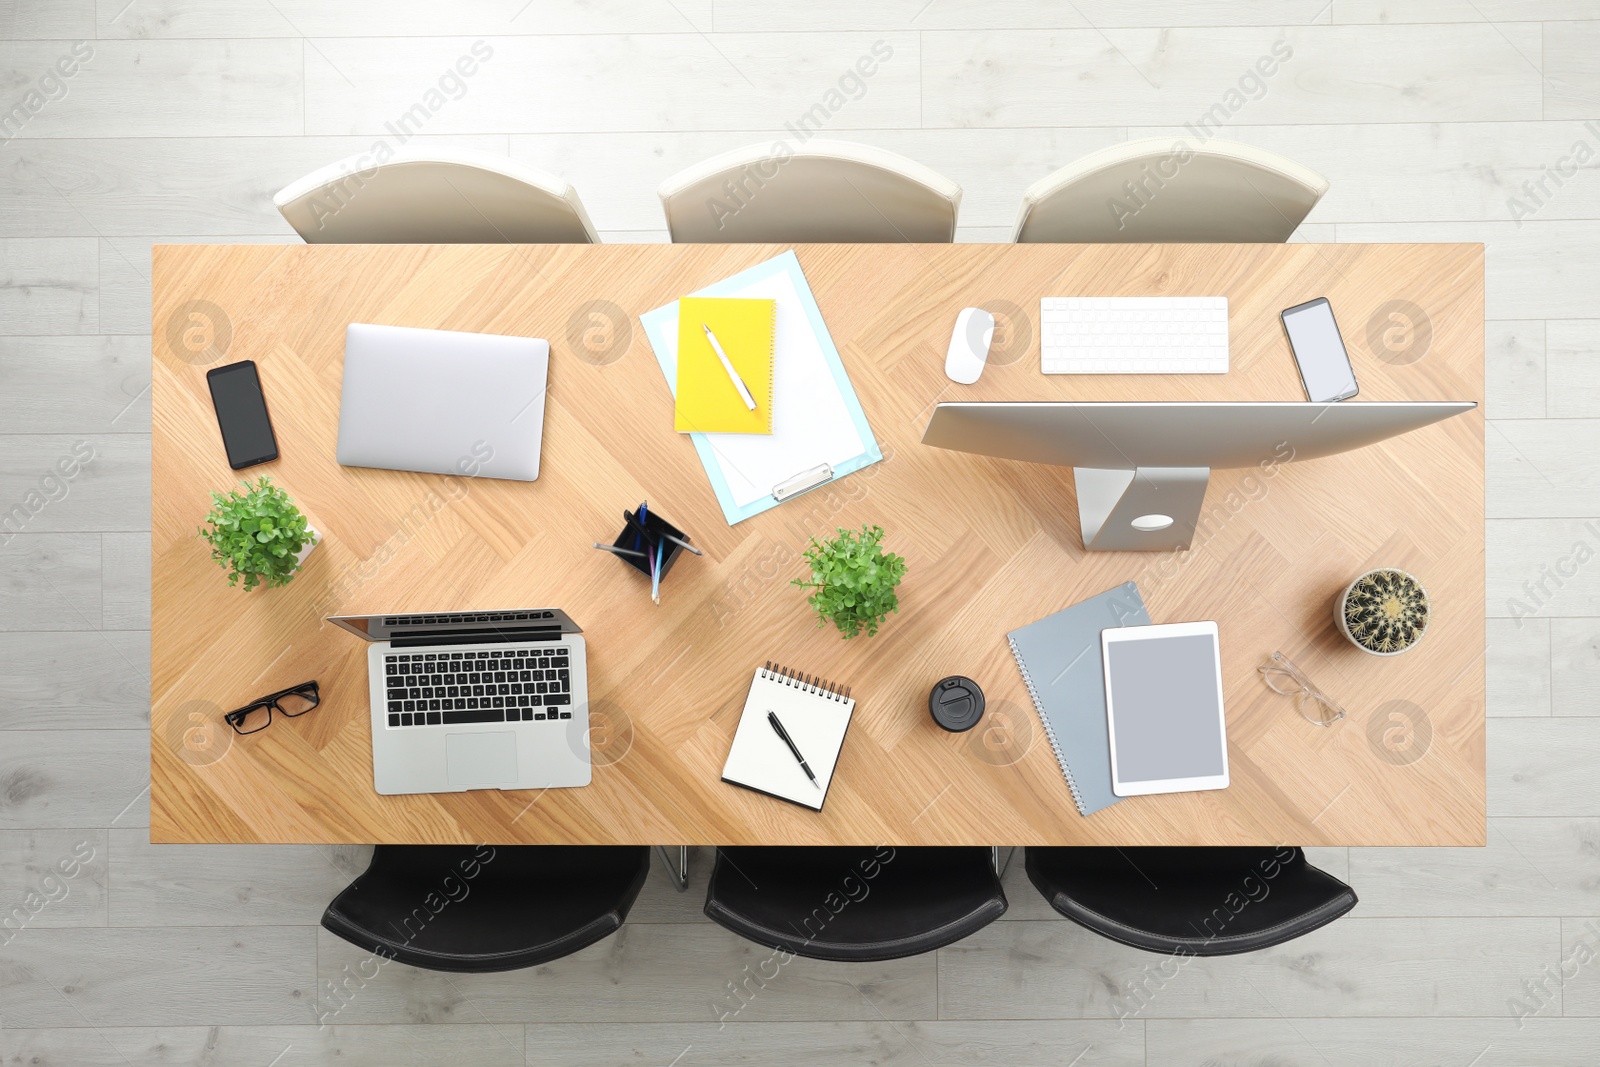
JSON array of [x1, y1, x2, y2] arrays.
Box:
[[1041, 296, 1229, 374]]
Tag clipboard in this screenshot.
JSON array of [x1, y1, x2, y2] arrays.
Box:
[[640, 251, 882, 525]]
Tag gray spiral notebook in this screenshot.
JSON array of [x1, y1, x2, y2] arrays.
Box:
[[1007, 582, 1150, 816]]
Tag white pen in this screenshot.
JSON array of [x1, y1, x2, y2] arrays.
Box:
[[701, 323, 757, 411]]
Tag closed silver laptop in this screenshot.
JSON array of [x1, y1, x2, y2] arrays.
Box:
[[337, 323, 549, 481], [329, 609, 591, 795]]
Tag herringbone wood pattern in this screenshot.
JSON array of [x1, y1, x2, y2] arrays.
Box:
[[152, 241, 1484, 846]]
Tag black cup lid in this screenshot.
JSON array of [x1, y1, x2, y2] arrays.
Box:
[[929, 675, 985, 732]]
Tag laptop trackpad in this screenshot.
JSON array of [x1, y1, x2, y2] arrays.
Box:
[[446, 732, 519, 790]]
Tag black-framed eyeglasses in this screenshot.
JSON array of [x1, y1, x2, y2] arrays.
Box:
[[224, 680, 320, 735]]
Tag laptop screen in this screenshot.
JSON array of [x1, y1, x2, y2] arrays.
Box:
[[327, 609, 578, 642], [336, 323, 549, 483]]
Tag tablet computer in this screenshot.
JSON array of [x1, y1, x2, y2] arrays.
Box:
[[1102, 621, 1229, 796]]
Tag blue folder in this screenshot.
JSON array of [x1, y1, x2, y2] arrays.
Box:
[[640, 251, 881, 525]]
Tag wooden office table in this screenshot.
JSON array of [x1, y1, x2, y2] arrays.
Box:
[[151, 243, 1484, 846]]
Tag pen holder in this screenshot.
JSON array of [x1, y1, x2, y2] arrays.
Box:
[[612, 507, 688, 583]]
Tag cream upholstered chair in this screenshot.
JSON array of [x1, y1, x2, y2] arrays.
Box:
[[1012, 138, 1328, 243], [274, 147, 599, 244], [659, 139, 961, 243]]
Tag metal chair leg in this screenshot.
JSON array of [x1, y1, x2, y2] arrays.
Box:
[[992, 846, 1015, 878], [656, 845, 689, 891]]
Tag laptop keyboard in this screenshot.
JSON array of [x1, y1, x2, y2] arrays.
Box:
[[384, 647, 572, 728]]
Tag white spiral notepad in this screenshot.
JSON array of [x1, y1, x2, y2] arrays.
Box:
[[721, 663, 856, 812]]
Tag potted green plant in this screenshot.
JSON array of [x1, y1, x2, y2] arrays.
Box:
[[198, 476, 318, 591], [1336, 567, 1429, 656], [792, 524, 908, 639]]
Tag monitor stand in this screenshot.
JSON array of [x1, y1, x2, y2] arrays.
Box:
[[1074, 467, 1211, 551]]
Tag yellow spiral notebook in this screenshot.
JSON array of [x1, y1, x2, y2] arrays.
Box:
[[674, 296, 775, 434]]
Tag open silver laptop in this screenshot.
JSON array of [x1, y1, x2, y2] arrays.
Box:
[[329, 609, 590, 795], [337, 323, 549, 481]]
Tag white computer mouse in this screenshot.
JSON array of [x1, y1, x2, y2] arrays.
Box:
[[945, 307, 994, 384]]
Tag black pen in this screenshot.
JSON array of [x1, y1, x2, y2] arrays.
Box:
[[623, 509, 654, 547], [768, 710, 821, 790]]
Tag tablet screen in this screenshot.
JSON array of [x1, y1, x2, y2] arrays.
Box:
[[1105, 633, 1226, 783]]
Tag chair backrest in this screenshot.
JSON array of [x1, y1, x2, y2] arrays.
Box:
[[1024, 845, 1357, 956], [320, 844, 649, 972], [659, 139, 961, 243], [275, 148, 599, 244], [704, 846, 1005, 962], [1012, 138, 1328, 243]]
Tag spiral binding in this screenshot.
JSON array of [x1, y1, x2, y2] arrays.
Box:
[[1007, 636, 1087, 815], [760, 661, 852, 703]]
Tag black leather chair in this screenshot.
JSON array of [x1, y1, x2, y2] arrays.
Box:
[[322, 844, 650, 972], [704, 846, 1006, 962], [1025, 846, 1356, 956]]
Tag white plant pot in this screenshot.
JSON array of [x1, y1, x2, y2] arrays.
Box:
[[295, 523, 321, 568], [1335, 568, 1429, 657]]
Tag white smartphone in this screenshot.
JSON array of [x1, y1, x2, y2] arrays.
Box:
[[1281, 297, 1359, 402]]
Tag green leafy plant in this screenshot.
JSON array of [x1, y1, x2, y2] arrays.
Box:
[[792, 524, 907, 639], [197, 476, 316, 591]]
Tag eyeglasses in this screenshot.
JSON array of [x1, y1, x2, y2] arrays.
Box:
[[1257, 653, 1346, 727], [224, 680, 320, 735]]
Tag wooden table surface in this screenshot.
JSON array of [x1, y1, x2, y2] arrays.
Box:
[[150, 242, 1484, 846]]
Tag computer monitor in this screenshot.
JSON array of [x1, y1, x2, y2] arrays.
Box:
[[920, 401, 1476, 551]]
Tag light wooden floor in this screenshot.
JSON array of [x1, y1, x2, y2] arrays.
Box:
[[0, 2, 1595, 1064]]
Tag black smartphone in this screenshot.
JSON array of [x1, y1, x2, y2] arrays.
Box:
[[206, 360, 279, 469], [1280, 297, 1359, 402]]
